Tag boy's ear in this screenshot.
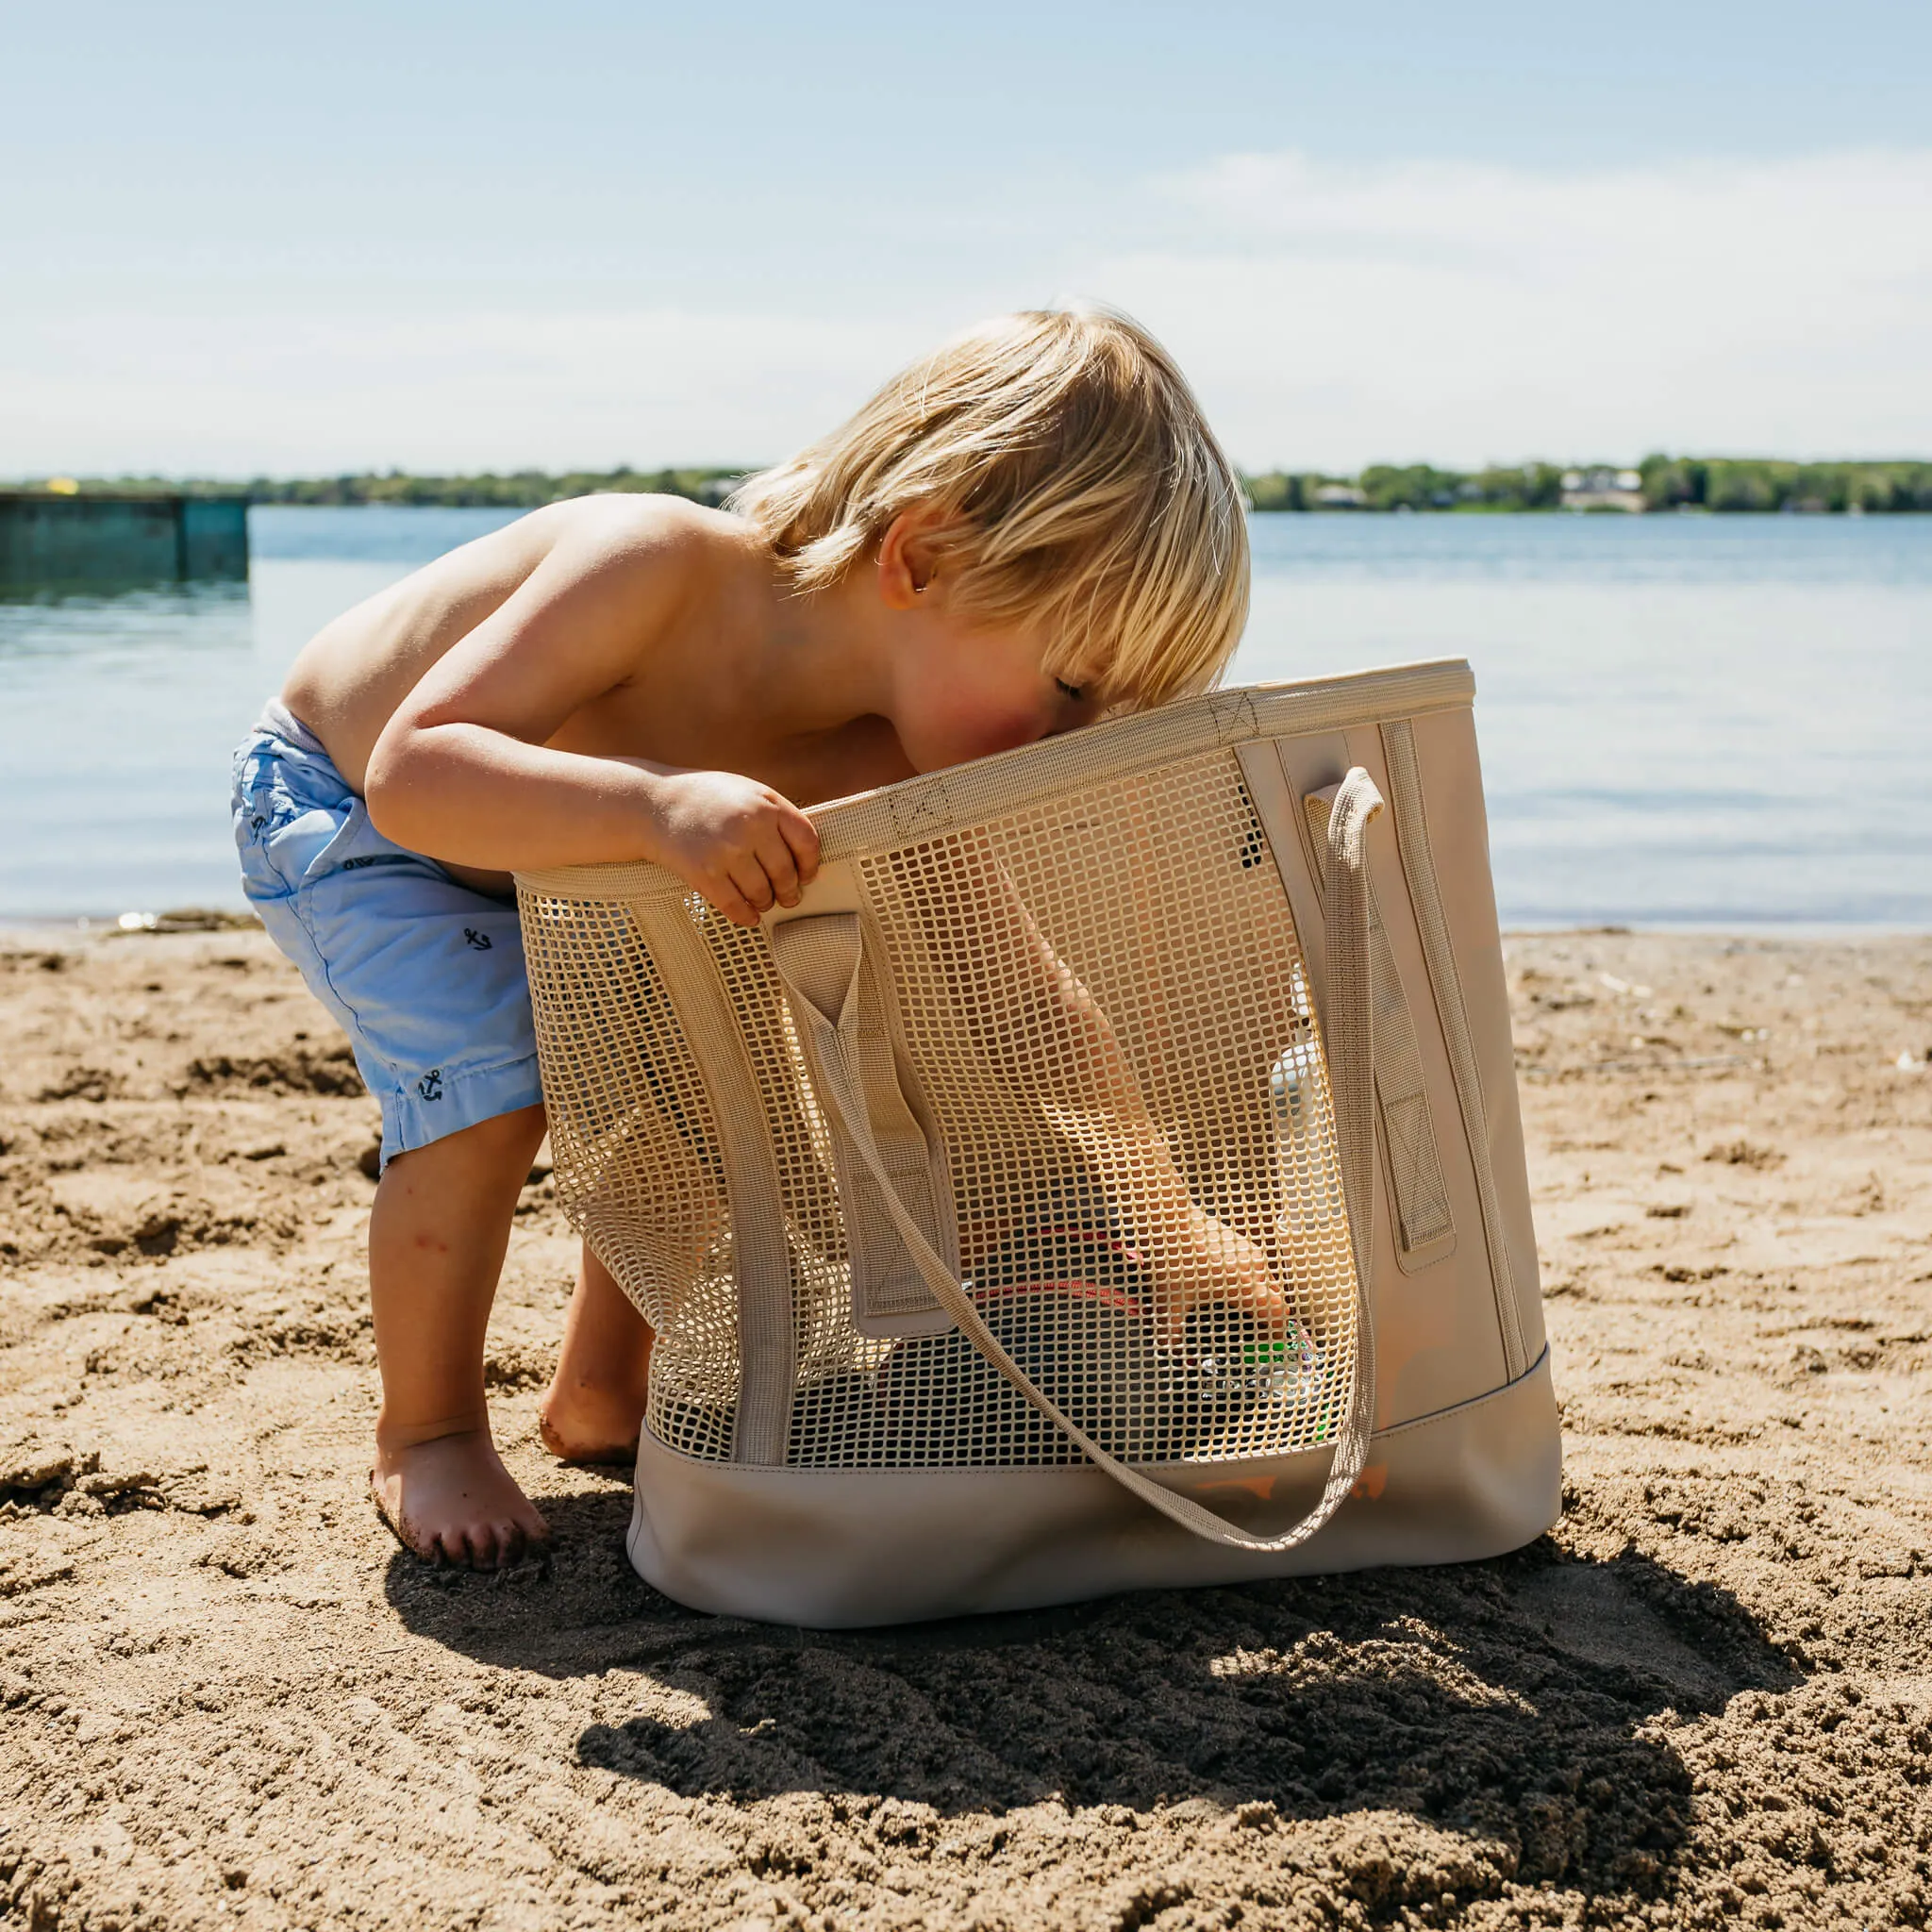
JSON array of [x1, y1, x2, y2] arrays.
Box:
[[875, 510, 942, 610]]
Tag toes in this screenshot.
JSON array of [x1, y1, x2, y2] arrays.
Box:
[[429, 1520, 488, 1568], [369, 1441, 550, 1569], [478, 1514, 550, 1569]]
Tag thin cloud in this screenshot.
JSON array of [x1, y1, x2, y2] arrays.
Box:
[[1107, 148, 1932, 468]]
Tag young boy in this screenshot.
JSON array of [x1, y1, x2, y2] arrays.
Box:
[[232, 308, 1254, 1569]]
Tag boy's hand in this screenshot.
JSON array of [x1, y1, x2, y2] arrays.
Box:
[[646, 770, 821, 927], [1144, 1204, 1291, 1349]]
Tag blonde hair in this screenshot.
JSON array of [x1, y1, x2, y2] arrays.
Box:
[[728, 308, 1249, 709]]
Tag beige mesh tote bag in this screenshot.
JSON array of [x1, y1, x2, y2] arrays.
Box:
[[517, 658, 1561, 1628]]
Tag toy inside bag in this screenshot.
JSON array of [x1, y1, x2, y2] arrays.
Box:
[[873, 1178, 1332, 1467]]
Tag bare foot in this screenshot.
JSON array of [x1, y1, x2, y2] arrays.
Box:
[[369, 1428, 551, 1568], [538, 1377, 645, 1466]]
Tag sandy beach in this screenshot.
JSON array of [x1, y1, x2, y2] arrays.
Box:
[[2, 923, 1926, 1931]]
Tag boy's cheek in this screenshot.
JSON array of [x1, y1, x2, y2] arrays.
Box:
[[926, 704, 1052, 769]]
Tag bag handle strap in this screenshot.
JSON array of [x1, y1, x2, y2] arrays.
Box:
[[767, 768, 1385, 1553]]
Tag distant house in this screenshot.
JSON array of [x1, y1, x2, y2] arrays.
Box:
[[1559, 467, 1645, 512], [1312, 482, 1368, 508]]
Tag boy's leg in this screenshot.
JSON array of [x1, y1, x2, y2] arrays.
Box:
[[540, 1245, 655, 1465], [369, 1102, 552, 1568], [232, 712, 558, 1565]]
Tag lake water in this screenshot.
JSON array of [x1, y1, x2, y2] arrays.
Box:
[[1, 507, 1926, 928]]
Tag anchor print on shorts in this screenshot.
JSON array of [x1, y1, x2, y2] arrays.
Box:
[[418, 1069, 444, 1102], [462, 927, 493, 951]]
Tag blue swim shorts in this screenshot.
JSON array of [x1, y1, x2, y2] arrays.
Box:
[[231, 699, 542, 1166]]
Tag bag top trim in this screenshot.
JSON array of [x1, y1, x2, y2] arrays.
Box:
[[517, 656, 1475, 903]]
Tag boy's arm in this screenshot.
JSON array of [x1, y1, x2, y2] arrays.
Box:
[[363, 502, 816, 925]]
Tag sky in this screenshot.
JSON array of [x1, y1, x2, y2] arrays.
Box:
[[5, 0, 1930, 476]]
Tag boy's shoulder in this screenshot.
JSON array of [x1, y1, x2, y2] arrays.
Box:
[[541, 490, 749, 558], [498, 494, 776, 668], [528, 492, 766, 610]]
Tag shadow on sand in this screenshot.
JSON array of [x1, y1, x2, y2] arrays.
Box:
[[385, 1488, 1798, 1899]]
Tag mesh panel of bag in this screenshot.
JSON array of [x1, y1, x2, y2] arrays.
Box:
[[522, 748, 1360, 1472]]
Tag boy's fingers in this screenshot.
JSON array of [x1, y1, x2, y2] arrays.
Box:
[[706, 875, 761, 927], [722, 860, 775, 919], [728, 857, 776, 913], [756, 830, 801, 908], [779, 806, 822, 884], [1248, 1280, 1293, 1338]]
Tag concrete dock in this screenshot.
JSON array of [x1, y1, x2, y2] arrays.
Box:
[[0, 492, 249, 583]]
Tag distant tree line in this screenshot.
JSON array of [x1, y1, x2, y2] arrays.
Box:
[[1631, 457, 1931, 514], [1242, 457, 1932, 512], [40, 468, 748, 508], [22, 456, 1932, 512], [246, 466, 747, 508], [1245, 464, 1568, 512]]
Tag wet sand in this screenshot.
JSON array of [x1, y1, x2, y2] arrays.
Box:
[[2, 925, 1927, 1930]]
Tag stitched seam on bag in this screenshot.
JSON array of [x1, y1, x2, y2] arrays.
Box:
[[1361, 1341, 1550, 1441], [1378, 720, 1527, 1380]]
